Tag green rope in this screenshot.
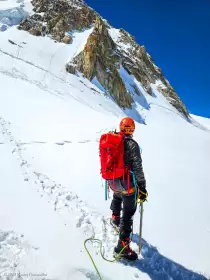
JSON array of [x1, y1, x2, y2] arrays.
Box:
[[84, 238, 103, 280]]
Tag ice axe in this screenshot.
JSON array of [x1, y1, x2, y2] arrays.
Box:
[[138, 201, 144, 254]]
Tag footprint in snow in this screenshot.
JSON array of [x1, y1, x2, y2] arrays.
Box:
[[0, 230, 32, 276], [78, 140, 91, 143], [73, 268, 112, 280], [55, 142, 65, 145]]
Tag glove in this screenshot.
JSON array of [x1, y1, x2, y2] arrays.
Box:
[[137, 184, 148, 202]]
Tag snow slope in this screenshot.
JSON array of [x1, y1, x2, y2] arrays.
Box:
[[190, 114, 210, 131], [0, 2, 210, 280]]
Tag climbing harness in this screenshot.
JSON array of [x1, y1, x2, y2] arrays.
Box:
[[104, 170, 138, 202]]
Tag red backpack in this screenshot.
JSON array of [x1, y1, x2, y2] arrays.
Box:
[[99, 131, 125, 180]]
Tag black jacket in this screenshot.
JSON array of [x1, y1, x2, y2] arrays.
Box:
[[124, 135, 146, 187]]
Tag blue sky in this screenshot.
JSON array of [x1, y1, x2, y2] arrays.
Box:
[[86, 0, 210, 118]]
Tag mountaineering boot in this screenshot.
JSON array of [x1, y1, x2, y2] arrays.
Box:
[[114, 237, 138, 261], [110, 214, 120, 229]]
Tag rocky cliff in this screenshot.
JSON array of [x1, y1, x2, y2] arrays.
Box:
[[18, 0, 189, 117], [67, 17, 133, 109], [18, 0, 95, 41]]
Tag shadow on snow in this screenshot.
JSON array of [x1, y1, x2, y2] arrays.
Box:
[[122, 234, 208, 280]]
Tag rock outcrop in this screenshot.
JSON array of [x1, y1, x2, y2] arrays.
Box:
[[157, 84, 188, 116], [111, 28, 188, 116], [18, 0, 96, 42], [67, 17, 133, 108]]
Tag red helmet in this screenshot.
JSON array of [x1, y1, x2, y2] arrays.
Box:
[[120, 117, 135, 135]]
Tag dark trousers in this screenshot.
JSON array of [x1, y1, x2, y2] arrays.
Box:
[[110, 192, 137, 239]]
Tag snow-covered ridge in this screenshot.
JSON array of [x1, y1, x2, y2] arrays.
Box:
[[190, 114, 210, 131]]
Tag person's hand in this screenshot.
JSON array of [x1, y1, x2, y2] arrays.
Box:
[[137, 184, 148, 202]]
